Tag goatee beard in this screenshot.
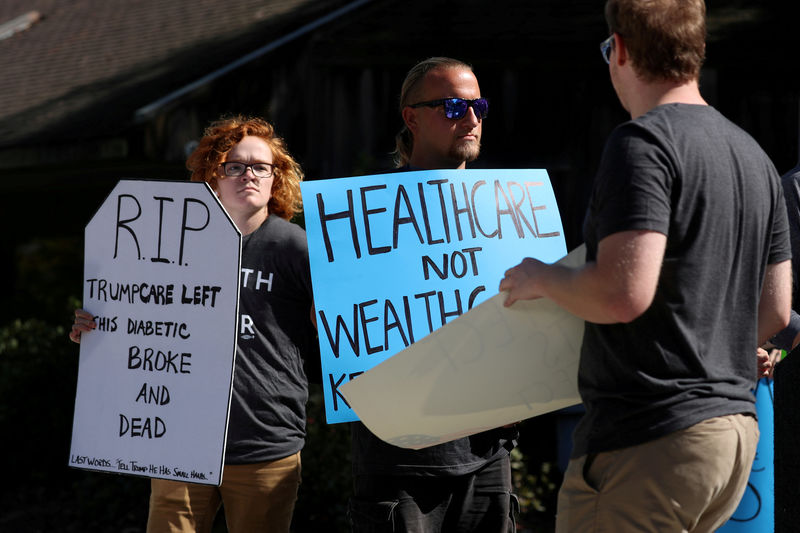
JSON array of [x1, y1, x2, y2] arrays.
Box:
[[450, 140, 480, 163]]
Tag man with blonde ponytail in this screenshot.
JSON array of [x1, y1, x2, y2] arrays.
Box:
[[348, 57, 518, 533], [392, 57, 484, 170]]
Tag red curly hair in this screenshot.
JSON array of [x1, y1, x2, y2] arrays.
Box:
[[187, 115, 304, 220]]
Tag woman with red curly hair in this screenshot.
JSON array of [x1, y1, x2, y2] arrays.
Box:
[[186, 115, 304, 225], [153, 115, 315, 532], [72, 115, 317, 533]]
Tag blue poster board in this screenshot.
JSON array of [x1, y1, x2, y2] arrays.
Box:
[[718, 377, 774, 531], [301, 169, 567, 423]]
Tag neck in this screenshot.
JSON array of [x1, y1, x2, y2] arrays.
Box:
[[232, 208, 269, 236], [628, 78, 707, 119], [408, 152, 466, 170]]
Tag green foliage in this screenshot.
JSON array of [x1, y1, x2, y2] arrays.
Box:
[[0, 235, 150, 532], [510, 447, 561, 532], [0, 316, 150, 532], [10, 237, 83, 322], [0, 318, 75, 478]]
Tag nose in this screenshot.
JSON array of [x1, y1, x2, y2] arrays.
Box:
[[461, 106, 480, 127], [239, 167, 258, 181]]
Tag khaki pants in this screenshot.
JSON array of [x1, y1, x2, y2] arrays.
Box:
[[556, 414, 758, 533], [146, 452, 301, 533]]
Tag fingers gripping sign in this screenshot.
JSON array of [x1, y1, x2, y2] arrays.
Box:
[[500, 257, 549, 307], [70, 308, 97, 344]]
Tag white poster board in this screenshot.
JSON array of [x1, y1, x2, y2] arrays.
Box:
[[341, 245, 586, 449], [69, 179, 240, 486]]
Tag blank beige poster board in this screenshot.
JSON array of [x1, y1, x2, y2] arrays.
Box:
[[341, 245, 585, 449]]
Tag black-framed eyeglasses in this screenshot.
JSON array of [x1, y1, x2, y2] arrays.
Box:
[[600, 34, 614, 64], [220, 161, 275, 178], [408, 97, 489, 120]]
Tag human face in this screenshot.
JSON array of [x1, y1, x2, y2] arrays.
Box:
[[404, 67, 482, 169], [215, 135, 274, 221]]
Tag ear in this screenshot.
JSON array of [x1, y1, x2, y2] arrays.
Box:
[[613, 32, 628, 65], [402, 106, 419, 135]]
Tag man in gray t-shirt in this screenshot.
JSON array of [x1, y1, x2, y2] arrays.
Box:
[[500, 1, 791, 531]]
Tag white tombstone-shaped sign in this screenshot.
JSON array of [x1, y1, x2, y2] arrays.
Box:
[[69, 179, 240, 486]]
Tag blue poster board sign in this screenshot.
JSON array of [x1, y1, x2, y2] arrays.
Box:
[[718, 377, 774, 532], [301, 169, 567, 423]]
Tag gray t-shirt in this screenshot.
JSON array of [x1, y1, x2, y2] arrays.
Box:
[[225, 216, 316, 464], [573, 104, 790, 458]]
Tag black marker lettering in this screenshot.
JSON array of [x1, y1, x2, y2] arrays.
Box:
[[179, 198, 211, 266], [114, 194, 142, 259], [360, 185, 391, 255]]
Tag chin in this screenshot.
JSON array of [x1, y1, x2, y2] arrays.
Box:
[[451, 142, 481, 164]]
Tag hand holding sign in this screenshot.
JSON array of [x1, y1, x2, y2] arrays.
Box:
[[340, 245, 585, 449], [69, 308, 96, 344]]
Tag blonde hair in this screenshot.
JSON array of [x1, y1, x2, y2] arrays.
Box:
[[392, 57, 474, 167]]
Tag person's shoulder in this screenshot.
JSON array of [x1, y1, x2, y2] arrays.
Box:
[[604, 115, 655, 149], [271, 215, 306, 232], [629, 104, 750, 148], [252, 216, 307, 246], [275, 217, 309, 244], [781, 163, 800, 183], [633, 102, 715, 126]]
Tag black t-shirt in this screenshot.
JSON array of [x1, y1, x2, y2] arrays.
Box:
[[573, 104, 790, 458], [225, 216, 316, 464], [351, 422, 516, 477]]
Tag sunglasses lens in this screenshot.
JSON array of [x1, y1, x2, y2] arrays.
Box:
[[442, 98, 488, 120], [473, 98, 488, 119], [443, 99, 468, 120], [600, 36, 613, 64]]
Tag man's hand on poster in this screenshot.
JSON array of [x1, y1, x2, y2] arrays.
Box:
[[499, 257, 548, 306], [69, 308, 96, 344]]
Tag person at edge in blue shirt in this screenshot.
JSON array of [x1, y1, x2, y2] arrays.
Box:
[[762, 160, 800, 372]]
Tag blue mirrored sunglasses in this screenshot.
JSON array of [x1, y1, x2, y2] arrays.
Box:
[[600, 35, 614, 64], [408, 97, 489, 120]]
